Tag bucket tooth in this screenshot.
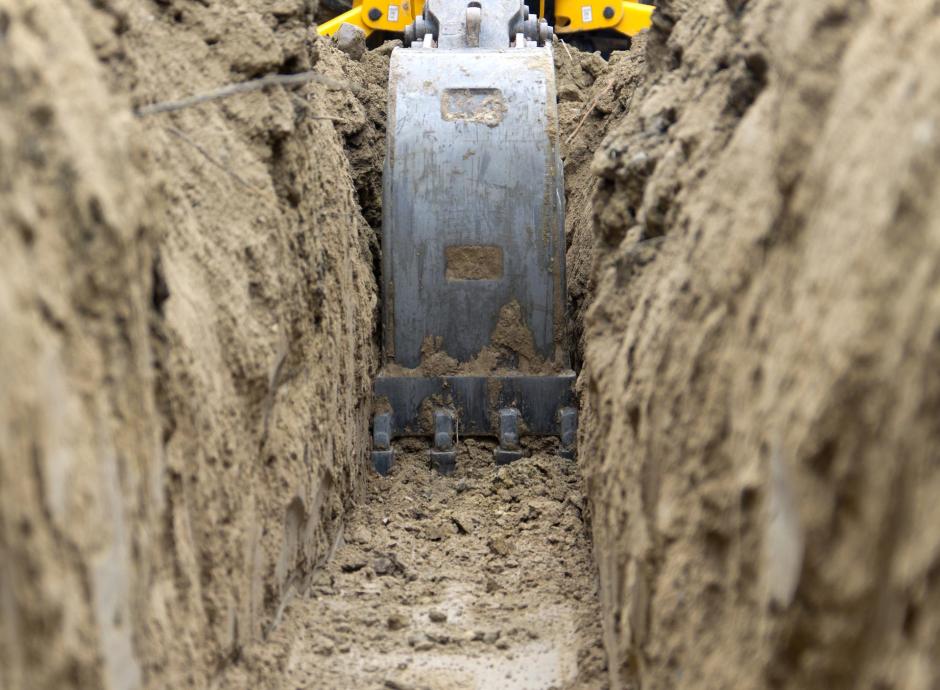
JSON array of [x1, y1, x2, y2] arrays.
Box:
[[429, 409, 457, 475], [372, 411, 395, 475], [494, 408, 525, 465], [559, 406, 578, 460]]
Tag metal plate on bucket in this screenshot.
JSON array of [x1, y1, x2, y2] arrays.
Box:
[[383, 47, 565, 368]]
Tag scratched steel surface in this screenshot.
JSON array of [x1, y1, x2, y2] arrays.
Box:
[[382, 47, 565, 368]]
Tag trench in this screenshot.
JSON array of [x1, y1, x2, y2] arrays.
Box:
[[213, 37, 619, 690], [8, 3, 939, 690]]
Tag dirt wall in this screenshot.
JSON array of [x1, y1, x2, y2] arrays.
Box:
[[581, 1, 940, 689], [0, 1, 381, 688], [556, 37, 647, 368]]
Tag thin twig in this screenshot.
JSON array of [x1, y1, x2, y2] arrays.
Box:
[[135, 71, 347, 117], [565, 78, 614, 146], [164, 126, 260, 192], [558, 38, 578, 84]]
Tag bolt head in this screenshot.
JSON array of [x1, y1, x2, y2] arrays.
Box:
[[603, 6, 614, 18], [368, 7, 382, 20]]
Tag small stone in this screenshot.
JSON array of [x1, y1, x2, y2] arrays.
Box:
[[488, 536, 512, 557], [482, 630, 501, 644], [455, 479, 469, 493], [428, 609, 447, 623], [387, 613, 408, 630], [348, 525, 371, 544], [558, 84, 583, 102], [373, 557, 394, 575], [334, 22, 366, 60], [451, 513, 472, 534], [485, 577, 502, 593], [384, 679, 415, 690], [426, 523, 451, 541], [496, 639, 510, 650]]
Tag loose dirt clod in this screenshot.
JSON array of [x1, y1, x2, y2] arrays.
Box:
[[335, 23, 367, 61]]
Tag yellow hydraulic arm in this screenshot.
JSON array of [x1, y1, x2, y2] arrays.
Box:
[[318, 0, 425, 37], [551, 0, 652, 35], [317, 0, 650, 38]]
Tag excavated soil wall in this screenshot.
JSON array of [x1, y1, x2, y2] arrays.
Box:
[[5, 0, 940, 688], [0, 1, 383, 688], [577, 1, 940, 688]]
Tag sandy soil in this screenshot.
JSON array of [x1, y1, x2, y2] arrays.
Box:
[[5, 0, 940, 688], [1, 2, 380, 688], [580, 1, 940, 688], [218, 444, 607, 690], [555, 37, 647, 368]]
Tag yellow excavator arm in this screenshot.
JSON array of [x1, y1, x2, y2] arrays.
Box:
[[318, 0, 426, 37], [552, 0, 652, 35], [317, 0, 651, 38]]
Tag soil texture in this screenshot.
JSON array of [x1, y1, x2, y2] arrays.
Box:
[[555, 38, 647, 366], [579, 1, 940, 689], [218, 444, 607, 690], [1, 2, 381, 688], [5, 0, 940, 688]]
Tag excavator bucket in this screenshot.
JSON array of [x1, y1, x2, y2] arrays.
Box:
[[371, 0, 576, 474]]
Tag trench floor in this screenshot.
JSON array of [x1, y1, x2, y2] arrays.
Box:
[[219, 439, 607, 690]]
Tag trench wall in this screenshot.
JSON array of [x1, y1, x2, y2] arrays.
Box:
[[579, 1, 940, 688], [0, 1, 382, 687]]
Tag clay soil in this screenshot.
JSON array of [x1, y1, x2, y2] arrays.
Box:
[[219, 443, 606, 690]]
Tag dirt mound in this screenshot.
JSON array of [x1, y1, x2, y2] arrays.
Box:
[[580, 1, 940, 688], [217, 444, 605, 689], [1, 2, 382, 688]]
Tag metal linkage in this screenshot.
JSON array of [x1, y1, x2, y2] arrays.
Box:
[[372, 412, 395, 475], [403, 0, 552, 48], [429, 409, 458, 475]]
